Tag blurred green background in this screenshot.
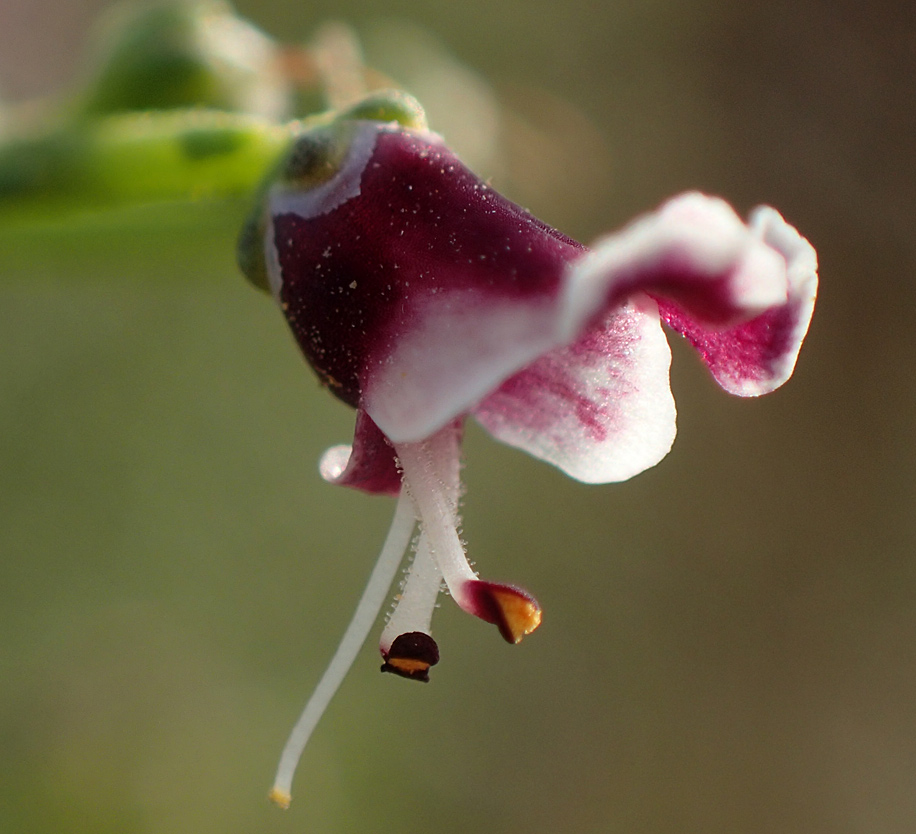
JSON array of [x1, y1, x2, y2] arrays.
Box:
[[1, 0, 914, 832]]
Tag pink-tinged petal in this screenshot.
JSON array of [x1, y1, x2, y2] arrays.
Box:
[[318, 409, 401, 495], [657, 205, 817, 396], [474, 295, 676, 483], [365, 296, 562, 443], [557, 192, 790, 344], [267, 122, 583, 443]]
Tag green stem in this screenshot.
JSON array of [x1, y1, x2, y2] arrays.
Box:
[[0, 109, 295, 224]]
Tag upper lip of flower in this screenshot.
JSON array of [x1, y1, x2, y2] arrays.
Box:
[[261, 118, 815, 453], [242, 91, 818, 807]]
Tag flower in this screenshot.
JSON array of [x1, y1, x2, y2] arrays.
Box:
[[239, 91, 817, 808]]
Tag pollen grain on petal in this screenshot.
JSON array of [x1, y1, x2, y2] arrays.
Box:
[[268, 786, 292, 809], [463, 580, 542, 644]]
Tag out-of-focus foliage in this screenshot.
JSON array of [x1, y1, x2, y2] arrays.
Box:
[[1, 1, 915, 833], [75, 1, 289, 119], [0, 2, 303, 228], [0, 0, 611, 238]]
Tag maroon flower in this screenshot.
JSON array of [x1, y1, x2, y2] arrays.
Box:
[[240, 91, 817, 807]]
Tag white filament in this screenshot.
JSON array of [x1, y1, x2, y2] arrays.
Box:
[[271, 490, 416, 802], [395, 426, 477, 603], [379, 531, 443, 652]]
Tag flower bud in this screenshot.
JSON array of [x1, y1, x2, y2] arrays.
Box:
[[77, 0, 290, 120]]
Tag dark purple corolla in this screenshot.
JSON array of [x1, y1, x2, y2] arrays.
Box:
[[239, 91, 817, 807]]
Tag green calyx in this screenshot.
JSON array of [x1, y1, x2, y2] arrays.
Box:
[[336, 90, 429, 132], [281, 90, 428, 190]]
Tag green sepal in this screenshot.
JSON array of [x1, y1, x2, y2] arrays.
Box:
[[337, 90, 428, 131]]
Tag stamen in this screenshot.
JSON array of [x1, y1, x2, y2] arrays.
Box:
[[395, 425, 542, 642], [380, 531, 442, 681], [462, 580, 543, 644], [269, 490, 416, 808], [381, 631, 440, 682], [268, 787, 292, 810], [395, 425, 475, 590]]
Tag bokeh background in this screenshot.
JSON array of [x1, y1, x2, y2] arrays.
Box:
[[1, 0, 914, 832]]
